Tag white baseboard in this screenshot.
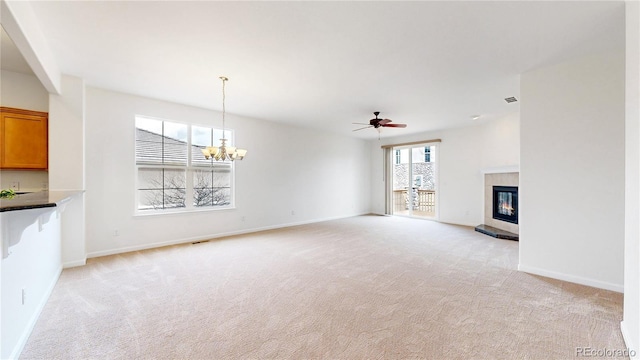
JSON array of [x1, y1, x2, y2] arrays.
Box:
[[518, 264, 624, 293], [621, 321, 639, 359], [63, 258, 86, 268], [8, 265, 62, 360], [87, 213, 369, 259]]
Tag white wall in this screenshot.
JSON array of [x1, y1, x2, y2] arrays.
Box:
[[1, 208, 62, 360], [623, 0, 640, 355], [0, 70, 49, 192], [369, 113, 520, 226], [0, 70, 48, 111], [519, 51, 625, 292], [0, 170, 48, 193], [84, 88, 371, 256]]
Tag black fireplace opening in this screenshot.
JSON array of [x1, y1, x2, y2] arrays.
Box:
[[493, 186, 518, 224]]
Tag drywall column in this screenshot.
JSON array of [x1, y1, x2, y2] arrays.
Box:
[[48, 75, 86, 267], [519, 52, 625, 292], [623, 0, 640, 356]]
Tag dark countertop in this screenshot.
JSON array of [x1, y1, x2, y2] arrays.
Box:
[[0, 191, 83, 213]]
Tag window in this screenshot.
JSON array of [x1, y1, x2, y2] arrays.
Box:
[[395, 150, 401, 164], [424, 146, 431, 162], [135, 116, 233, 212]]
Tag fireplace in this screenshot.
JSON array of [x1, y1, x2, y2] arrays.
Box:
[[493, 186, 518, 224], [476, 172, 519, 240]]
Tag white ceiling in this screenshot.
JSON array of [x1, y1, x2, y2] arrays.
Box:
[[9, 1, 627, 139]]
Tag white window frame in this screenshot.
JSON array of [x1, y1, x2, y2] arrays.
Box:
[[134, 115, 236, 216]]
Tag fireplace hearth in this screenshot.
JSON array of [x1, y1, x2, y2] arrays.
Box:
[[493, 186, 518, 224]]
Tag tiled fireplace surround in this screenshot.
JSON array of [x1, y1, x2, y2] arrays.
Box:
[[484, 171, 519, 235]]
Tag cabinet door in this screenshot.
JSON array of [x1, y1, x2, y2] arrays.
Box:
[[0, 107, 48, 169]]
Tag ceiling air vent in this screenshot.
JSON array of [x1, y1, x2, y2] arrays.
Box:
[[504, 96, 518, 103]]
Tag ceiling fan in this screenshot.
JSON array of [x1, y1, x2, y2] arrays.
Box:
[[352, 112, 407, 133]]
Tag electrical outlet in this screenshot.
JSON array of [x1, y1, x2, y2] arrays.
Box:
[[21, 288, 26, 305], [11, 181, 20, 191], [291, 210, 295, 216], [113, 229, 120, 237]]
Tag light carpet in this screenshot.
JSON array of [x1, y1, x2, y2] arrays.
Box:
[[20, 215, 626, 359]]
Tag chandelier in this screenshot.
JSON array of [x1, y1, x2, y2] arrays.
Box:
[[201, 76, 247, 161]]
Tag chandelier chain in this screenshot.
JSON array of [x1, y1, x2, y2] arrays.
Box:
[[220, 76, 227, 133]]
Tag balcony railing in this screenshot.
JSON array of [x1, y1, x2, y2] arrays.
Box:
[[393, 189, 435, 217]]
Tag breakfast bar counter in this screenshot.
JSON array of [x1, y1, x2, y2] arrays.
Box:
[[0, 190, 85, 359], [0, 191, 83, 212]]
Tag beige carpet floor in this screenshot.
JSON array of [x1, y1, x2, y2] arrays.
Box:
[[20, 215, 626, 359]]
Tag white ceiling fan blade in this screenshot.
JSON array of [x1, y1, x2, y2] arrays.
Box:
[[352, 125, 373, 132]]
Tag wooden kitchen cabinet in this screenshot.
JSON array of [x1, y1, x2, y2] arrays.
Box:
[[0, 107, 48, 170]]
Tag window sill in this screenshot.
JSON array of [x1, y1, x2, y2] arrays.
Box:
[[133, 206, 236, 217]]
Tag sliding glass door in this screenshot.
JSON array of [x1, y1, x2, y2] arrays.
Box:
[[389, 143, 438, 219]]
